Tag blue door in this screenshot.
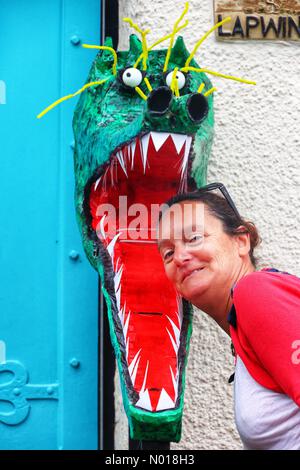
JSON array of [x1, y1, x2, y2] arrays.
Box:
[[0, 0, 101, 450]]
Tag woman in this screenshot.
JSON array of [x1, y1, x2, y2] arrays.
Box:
[[157, 183, 300, 450]]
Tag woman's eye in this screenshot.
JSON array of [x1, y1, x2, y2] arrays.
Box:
[[121, 68, 143, 88], [165, 70, 186, 90], [188, 235, 203, 244], [163, 250, 174, 261]]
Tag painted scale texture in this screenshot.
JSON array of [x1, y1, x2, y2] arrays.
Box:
[[73, 34, 214, 442]]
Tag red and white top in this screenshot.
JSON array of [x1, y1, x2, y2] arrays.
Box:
[[229, 268, 300, 449], [234, 355, 300, 449]]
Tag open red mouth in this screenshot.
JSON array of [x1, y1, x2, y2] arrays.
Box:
[[88, 132, 194, 412]]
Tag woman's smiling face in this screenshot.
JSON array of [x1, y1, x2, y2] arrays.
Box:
[[158, 200, 243, 305]]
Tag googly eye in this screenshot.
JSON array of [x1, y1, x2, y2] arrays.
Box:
[[121, 68, 143, 88], [165, 70, 186, 90]]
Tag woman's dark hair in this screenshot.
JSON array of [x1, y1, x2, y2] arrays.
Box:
[[159, 191, 261, 268]]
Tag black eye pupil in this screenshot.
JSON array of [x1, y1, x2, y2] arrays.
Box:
[[126, 72, 131, 77]]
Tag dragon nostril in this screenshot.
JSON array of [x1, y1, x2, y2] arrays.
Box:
[[187, 93, 209, 123], [147, 86, 173, 116]]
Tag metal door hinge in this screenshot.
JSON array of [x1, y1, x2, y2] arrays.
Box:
[[0, 361, 59, 425]]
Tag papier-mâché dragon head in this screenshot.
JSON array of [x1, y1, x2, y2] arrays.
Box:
[[38, 4, 255, 442]]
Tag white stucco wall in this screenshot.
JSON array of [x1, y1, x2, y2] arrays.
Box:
[[114, 0, 300, 450]]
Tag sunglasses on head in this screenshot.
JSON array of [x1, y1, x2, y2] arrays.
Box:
[[190, 182, 242, 221]]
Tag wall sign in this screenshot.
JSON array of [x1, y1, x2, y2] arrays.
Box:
[[214, 1, 300, 40]]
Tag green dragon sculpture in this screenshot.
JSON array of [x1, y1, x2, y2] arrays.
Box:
[[38, 4, 255, 443]]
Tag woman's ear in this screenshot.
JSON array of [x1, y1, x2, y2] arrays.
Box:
[[234, 226, 251, 257]]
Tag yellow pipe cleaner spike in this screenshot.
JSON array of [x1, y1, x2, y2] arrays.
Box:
[[163, 2, 189, 73], [204, 87, 217, 97], [123, 18, 150, 70], [144, 77, 152, 92], [181, 67, 256, 85], [37, 79, 108, 119], [134, 21, 188, 69], [135, 86, 148, 101], [170, 67, 180, 97], [197, 82, 205, 94], [82, 44, 118, 75], [185, 17, 232, 68]]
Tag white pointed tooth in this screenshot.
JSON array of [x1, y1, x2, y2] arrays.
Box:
[[130, 140, 136, 156], [116, 287, 121, 310], [180, 137, 192, 178], [128, 348, 142, 377], [130, 141, 136, 169], [140, 134, 150, 173], [166, 316, 180, 347], [123, 311, 131, 339], [150, 132, 170, 152], [131, 356, 141, 387], [106, 232, 121, 264], [99, 215, 107, 240], [118, 305, 125, 326], [135, 389, 152, 411], [170, 366, 178, 401], [180, 157, 188, 180], [170, 133, 187, 154], [156, 388, 175, 411], [185, 135, 192, 153], [118, 301, 126, 326], [114, 265, 123, 292], [181, 144, 189, 178], [179, 176, 187, 194], [140, 360, 149, 394], [166, 328, 178, 354], [126, 337, 129, 361], [94, 176, 102, 191], [116, 151, 128, 177]]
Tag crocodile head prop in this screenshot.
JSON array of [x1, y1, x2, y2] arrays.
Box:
[[72, 32, 214, 442], [38, 7, 255, 443]]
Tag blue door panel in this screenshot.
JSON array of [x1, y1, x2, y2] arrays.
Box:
[[0, 0, 101, 449]]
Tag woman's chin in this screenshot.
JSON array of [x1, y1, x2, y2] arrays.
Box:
[[179, 271, 210, 302]]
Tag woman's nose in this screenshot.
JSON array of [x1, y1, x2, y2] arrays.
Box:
[[173, 243, 192, 266]]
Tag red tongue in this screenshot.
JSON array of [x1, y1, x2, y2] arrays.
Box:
[[90, 134, 186, 411], [116, 241, 180, 410]]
